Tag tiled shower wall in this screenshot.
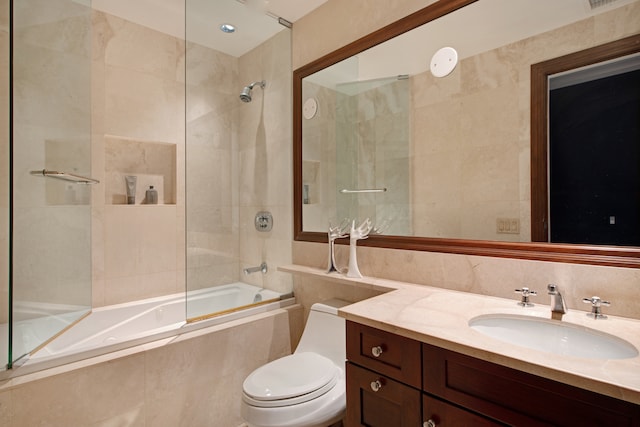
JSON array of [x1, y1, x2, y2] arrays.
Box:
[[91, 9, 293, 306], [91, 10, 186, 307]]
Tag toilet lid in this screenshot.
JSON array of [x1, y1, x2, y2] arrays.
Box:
[[243, 352, 339, 402]]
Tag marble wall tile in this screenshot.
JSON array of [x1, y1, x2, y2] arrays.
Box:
[[143, 311, 292, 427], [292, 240, 640, 320], [103, 205, 177, 275], [12, 206, 91, 306], [293, 0, 438, 69], [12, 0, 91, 57], [292, 275, 386, 322], [0, 0, 6, 30], [90, 9, 187, 306], [10, 352, 146, 426], [99, 13, 182, 82], [184, 37, 243, 295], [103, 65, 184, 143], [0, 389, 10, 427], [594, 2, 640, 41], [235, 29, 293, 296]]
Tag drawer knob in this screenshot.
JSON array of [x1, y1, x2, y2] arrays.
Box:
[[424, 420, 437, 427], [370, 379, 384, 392], [371, 345, 384, 357]]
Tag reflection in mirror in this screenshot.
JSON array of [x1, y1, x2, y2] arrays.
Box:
[[295, 0, 640, 267], [531, 35, 640, 246], [548, 55, 640, 246], [303, 75, 411, 236]]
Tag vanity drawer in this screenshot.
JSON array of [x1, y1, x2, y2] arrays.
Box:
[[346, 362, 421, 427], [346, 321, 421, 388], [423, 394, 505, 427], [422, 343, 640, 427]]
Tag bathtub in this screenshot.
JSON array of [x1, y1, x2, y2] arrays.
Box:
[[15, 283, 293, 374]]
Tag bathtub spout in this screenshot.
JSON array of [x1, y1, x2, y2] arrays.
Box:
[[244, 262, 268, 275]]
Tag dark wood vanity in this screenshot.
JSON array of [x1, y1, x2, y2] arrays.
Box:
[[345, 321, 640, 427]]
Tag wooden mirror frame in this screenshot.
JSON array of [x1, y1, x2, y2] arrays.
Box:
[[293, 0, 640, 268]]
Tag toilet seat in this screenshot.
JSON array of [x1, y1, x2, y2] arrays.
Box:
[[243, 352, 340, 408]]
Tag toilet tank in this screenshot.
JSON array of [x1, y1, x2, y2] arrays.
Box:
[[294, 299, 350, 367]]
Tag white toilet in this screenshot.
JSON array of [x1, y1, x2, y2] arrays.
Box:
[[240, 299, 349, 427]]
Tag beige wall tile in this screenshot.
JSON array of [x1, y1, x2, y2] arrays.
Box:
[[0, 389, 10, 427], [11, 353, 146, 426]]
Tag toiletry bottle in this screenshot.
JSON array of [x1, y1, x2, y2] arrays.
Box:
[[146, 185, 158, 204], [125, 175, 137, 204]]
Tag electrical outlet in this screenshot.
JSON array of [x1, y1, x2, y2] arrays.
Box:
[[497, 218, 520, 234]]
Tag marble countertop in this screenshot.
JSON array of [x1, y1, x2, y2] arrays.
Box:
[[280, 264, 640, 404]]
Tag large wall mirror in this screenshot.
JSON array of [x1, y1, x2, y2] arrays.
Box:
[[293, 0, 640, 268]]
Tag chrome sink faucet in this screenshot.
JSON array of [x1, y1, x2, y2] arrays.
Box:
[[547, 284, 566, 317]]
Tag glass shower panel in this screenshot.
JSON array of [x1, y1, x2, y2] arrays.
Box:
[[335, 76, 411, 236], [185, 0, 292, 320], [1, 0, 9, 369], [10, 0, 92, 365]]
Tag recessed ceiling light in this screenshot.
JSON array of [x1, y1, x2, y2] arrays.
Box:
[[220, 23, 236, 33]]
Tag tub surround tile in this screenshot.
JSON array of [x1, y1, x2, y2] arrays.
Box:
[[145, 311, 291, 427], [11, 353, 146, 426], [0, 389, 10, 427], [2, 308, 294, 426]]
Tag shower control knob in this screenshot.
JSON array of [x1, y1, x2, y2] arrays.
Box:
[[371, 345, 384, 358], [254, 211, 273, 232], [370, 379, 384, 392]]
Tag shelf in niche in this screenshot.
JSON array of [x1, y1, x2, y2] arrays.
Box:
[[105, 135, 177, 205]]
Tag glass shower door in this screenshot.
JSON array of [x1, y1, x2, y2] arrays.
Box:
[[0, 0, 8, 370], [9, 0, 93, 366]]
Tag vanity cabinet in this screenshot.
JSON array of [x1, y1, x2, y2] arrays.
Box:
[[345, 321, 640, 427], [345, 321, 422, 426]]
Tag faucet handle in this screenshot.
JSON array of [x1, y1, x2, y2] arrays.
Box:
[[583, 296, 610, 319], [514, 287, 537, 307]]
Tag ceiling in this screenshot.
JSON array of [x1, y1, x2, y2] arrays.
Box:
[[90, 0, 328, 57]]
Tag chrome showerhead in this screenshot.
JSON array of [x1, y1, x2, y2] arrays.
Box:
[[240, 86, 253, 102], [240, 80, 266, 103]]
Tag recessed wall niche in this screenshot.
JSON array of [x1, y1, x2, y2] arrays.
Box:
[[105, 135, 177, 205]]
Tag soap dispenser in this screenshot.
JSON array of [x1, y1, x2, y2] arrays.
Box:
[[145, 185, 158, 204]]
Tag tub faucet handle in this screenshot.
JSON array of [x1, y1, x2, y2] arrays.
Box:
[[514, 287, 537, 307], [583, 296, 610, 319]]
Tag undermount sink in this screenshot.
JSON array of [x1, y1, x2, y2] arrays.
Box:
[[469, 314, 638, 360]]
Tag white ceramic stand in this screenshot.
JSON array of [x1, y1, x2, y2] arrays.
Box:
[[346, 219, 372, 278]]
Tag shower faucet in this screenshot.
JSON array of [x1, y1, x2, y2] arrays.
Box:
[[244, 262, 268, 275]]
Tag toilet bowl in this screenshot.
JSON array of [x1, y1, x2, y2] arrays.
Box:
[[240, 299, 350, 427]]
